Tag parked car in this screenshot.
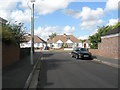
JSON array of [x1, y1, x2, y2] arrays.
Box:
[[71, 47, 92, 59]]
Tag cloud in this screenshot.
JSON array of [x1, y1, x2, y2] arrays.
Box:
[[10, 9, 31, 24], [105, 0, 120, 11], [0, 10, 9, 20], [90, 29, 98, 36], [79, 7, 104, 30], [80, 7, 104, 21], [80, 19, 104, 30], [62, 26, 75, 34], [0, 0, 18, 10], [63, 7, 104, 30], [78, 35, 89, 40], [34, 0, 74, 15], [34, 26, 61, 40], [34, 25, 75, 40], [106, 18, 118, 26], [62, 9, 81, 19], [0, 0, 74, 24]]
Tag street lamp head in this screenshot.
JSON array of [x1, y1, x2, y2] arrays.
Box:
[[31, 0, 35, 2]]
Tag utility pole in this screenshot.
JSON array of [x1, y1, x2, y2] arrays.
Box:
[[30, 0, 35, 65]]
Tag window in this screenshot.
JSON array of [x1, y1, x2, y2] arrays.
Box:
[[58, 43, 62, 47], [66, 37, 70, 40], [37, 43, 40, 46], [21, 43, 24, 46], [81, 48, 87, 51], [67, 43, 73, 48]]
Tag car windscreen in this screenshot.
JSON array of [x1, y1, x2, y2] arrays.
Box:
[[81, 48, 87, 51]]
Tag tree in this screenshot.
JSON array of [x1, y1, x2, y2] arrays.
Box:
[[48, 33, 56, 39], [89, 22, 120, 49], [2, 22, 25, 45], [62, 43, 68, 48], [80, 39, 87, 43]]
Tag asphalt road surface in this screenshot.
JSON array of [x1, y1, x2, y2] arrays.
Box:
[[37, 51, 118, 88]]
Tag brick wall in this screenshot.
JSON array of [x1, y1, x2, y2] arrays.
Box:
[[2, 43, 20, 68], [89, 36, 119, 59]]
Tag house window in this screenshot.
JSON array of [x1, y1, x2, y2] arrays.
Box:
[[21, 43, 24, 46], [50, 43, 53, 48], [66, 37, 70, 40], [67, 43, 73, 48], [37, 43, 40, 46], [58, 43, 62, 48]]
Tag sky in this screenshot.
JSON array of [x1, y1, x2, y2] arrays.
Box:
[[0, 0, 120, 41]]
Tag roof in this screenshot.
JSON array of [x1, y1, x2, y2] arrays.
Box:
[[84, 40, 90, 43], [23, 34, 46, 43], [102, 26, 120, 36], [0, 17, 7, 24], [47, 34, 81, 43]]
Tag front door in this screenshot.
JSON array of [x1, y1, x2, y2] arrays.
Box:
[[84, 43, 86, 48]]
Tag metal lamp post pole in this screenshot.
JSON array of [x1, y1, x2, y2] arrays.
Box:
[[30, 1, 35, 65]]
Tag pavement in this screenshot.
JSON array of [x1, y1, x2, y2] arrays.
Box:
[[92, 55, 119, 68], [2, 52, 42, 89]]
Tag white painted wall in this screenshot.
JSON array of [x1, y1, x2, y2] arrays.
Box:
[[56, 40, 63, 43], [20, 40, 46, 49], [82, 42, 90, 48], [66, 40, 73, 43]]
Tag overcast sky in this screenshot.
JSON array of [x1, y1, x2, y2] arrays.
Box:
[[0, 0, 119, 40]]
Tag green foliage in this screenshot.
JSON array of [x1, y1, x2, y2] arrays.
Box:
[[2, 23, 25, 45], [62, 43, 68, 48], [80, 39, 87, 43], [111, 22, 120, 29], [49, 33, 57, 39], [89, 22, 120, 49]]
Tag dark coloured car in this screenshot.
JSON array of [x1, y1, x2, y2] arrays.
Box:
[[71, 47, 92, 59]]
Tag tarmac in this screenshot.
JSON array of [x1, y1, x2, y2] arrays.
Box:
[[2, 51, 119, 89], [2, 52, 42, 89]]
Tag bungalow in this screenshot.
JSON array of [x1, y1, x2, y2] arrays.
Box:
[[20, 34, 46, 50], [0, 17, 7, 25], [82, 40, 90, 48], [47, 34, 82, 49]]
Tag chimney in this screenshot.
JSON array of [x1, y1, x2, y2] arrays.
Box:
[[63, 33, 67, 36]]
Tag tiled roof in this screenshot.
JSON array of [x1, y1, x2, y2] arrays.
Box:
[[84, 40, 90, 43], [102, 26, 120, 36], [47, 34, 81, 43], [0, 17, 7, 24], [23, 34, 46, 43]]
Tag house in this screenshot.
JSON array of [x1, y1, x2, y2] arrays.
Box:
[[0, 17, 7, 25], [20, 34, 46, 50], [98, 26, 120, 59], [47, 34, 82, 49], [82, 40, 90, 48]]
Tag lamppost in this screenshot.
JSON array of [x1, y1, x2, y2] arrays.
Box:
[[30, 0, 35, 65]]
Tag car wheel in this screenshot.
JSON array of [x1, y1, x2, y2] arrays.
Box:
[[75, 55, 79, 59]]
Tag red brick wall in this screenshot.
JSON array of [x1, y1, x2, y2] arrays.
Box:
[[89, 36, 119, 59], [89, 49, 99, 56], [2, 43, 20, 68]]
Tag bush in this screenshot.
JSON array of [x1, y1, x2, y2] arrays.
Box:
[[62, 43, 68, 48], [2, 22, 25, 45]]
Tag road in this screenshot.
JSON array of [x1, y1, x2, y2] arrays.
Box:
[[37, 51, 118, 88]]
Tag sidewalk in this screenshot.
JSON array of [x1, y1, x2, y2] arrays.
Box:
[[2, 52, 42, 89], [93, 55, 119, 68]]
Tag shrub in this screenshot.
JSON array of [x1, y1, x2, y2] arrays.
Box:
[[2, 22, 25, 45]]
